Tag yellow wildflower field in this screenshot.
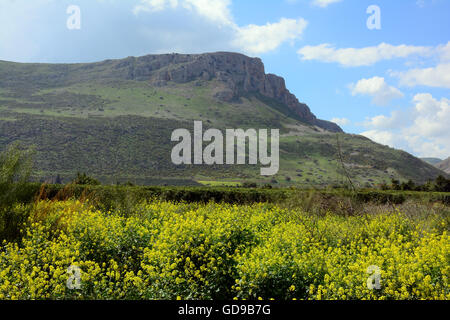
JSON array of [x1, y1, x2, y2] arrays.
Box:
[[0, 200, 448, 300]]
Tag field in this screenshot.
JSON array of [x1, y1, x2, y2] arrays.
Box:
[[0, 187, 449, 300]]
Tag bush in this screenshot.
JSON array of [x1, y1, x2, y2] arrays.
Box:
[[71, 173, 100, 186], [0, 200, 448, 300], [0, 143, 35, 241]]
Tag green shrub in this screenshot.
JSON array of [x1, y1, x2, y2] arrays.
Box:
[[0, 143, 35, 241]]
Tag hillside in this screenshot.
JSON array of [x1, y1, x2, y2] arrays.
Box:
[[421, 158, 443, 166], [436, 158, 450, 174], [0, 52, 446, 186]]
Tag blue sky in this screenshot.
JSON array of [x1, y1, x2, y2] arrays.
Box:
[[1, 0, 449, 158]]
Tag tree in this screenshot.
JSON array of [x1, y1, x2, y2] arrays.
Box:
[[390, 179, 401, 191], [434, 175, 450, 192], [242, 182, 257, 188], [0, 142, 35, 208], [0, 142, 35, 241], [401, 180, 416, 191], [71, 172, 100, 186], [55, 174, 62, 185]]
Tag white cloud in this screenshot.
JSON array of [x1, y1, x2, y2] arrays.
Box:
[[391, 63, 450, 89], [386, 42, 450, 89], [312, 0, 342, 8], [362, 111, 407, 129], [437, 41, 450, 62], [411, 93, 450, 138], [350, 77, 404, 105], [182, 0, 234, 26], [134, 0, 234, 26], [360, 130, 397, 148], [233, 18, 308, 55], [297, 43, 432, 67], [134, 0, 307, 55], [331, 117, 350, 126], [360, 93, 450, 159]]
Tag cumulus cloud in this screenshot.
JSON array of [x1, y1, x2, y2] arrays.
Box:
[[297, 43, 432, 67], [362, 111, 408, 129], [134, 0, 233, 26], [360, 93, 450, 159], [384, 42, 450, 89], [298, 41, 450, 91], [360, 130, 397, 148], [411, 93, 450, 139], [233, 18, 308, 54], [134, 0, 308, 55], [437, 41, 450, 62], [391, 63, 450, 89], [330, 117, 350, 126], [0, 0, 309, 62], [350, 77, 404, 106]]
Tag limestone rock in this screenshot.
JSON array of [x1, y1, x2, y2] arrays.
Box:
[[111, 52, 343, 132]]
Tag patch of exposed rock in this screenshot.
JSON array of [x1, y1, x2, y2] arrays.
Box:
[[109, 52, 342, 132]]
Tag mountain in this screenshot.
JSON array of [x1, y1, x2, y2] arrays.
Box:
[[436, 158, 450, 174], [421, 158, 443, 166], [0, 52, 446, 186]]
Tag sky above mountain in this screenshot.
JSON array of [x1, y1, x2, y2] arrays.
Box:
[[0, 0, 449, 158]]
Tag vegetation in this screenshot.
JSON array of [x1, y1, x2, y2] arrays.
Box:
[[0, 143, 34, 241], [0, 146, 449, 300], [0, 58, 446, 186], [0, 199, 448, 300], [1, 46, 449, 302], [71, 173, 100, 186], [381, 176, 450, 192]]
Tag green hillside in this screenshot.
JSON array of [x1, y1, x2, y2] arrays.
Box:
[[0, 53, 446, 186]]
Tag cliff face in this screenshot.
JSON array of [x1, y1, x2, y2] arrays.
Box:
[[114, 52, 342, 132], [1, 52, 341, 132]]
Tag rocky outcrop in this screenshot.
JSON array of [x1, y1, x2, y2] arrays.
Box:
[[96, 52, 342, 132]]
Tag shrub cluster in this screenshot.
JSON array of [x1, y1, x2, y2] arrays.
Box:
[[381, 176, 450, 192], [0, 200, 448, 300]]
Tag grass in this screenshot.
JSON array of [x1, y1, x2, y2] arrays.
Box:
[[0, 110, 444, 186], [0, 58, 445, 185], [197, 180, 243, 187]]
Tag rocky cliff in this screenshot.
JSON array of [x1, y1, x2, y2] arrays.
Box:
[[111, 52, 342, 132], [0, 52, 342, 132]]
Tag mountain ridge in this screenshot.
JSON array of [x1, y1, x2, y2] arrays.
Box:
[[0, 52, 342, 133], [0, 52, 447, 186], [421, 157, 443, 165], [436, 157, 450, 174]]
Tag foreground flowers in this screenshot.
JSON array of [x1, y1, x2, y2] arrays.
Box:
[[0, 200, 448, 300]]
